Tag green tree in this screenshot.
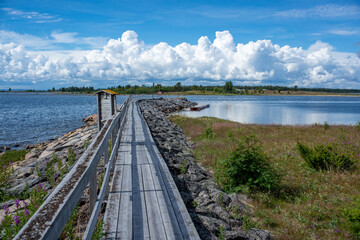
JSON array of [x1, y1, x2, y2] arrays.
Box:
[[8, 88, 11, 92], [174, 82, 182, 92], [224, 81, 233, 93]]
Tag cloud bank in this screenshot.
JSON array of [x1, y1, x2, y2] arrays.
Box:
[[1, 30, 359, 88]]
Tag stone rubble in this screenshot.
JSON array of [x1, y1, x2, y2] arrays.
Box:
[[0, 115, 98, 222], [138, 97, 272, 240]]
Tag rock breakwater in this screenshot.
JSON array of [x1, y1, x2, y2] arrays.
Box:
[[139, 97, 272, 240]]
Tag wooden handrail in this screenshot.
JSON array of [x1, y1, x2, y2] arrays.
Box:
[[14, 96, 130, 240]]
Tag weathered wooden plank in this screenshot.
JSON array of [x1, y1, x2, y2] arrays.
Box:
[[151, 144, 200, 239], [136, 145, 149, 165], [132, 148, 150, 239], [141, 163, 167, 239], [103, 163, 124, 239], [117, 162, 132, 239], [145, 149, 184, 240]]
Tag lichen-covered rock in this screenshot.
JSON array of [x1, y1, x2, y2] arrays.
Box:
[[139, 98, 272, 240], [246, 229, 272, 240]]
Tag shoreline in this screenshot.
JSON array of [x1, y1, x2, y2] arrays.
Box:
[[2, 91, 360, 97], [0, 114, 98, 152]]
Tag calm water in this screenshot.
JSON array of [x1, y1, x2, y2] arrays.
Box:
[[1, 93, 360, 148], [177, 95, 360, 125], [0, 92, 126, 148]]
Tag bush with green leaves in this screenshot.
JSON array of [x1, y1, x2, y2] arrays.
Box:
[[216, 136, 280, 192], [297, 142, 357, 171], [344, 196, 360, 238], [204, 127, 214, 139]]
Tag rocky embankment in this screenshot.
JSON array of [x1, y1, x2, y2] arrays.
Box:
[[0, 114, 98, 222], [139, 97, 272, 240]]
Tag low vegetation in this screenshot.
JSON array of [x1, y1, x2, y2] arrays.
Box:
[[0, 184, 47, 239], [0, 150, 28, 166], [170, 115, 360, 239], [0, 150, 28, 202], [216, 135, 280, 192]]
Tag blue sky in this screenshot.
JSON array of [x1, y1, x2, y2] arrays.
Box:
[[0, 0, 359, 89]]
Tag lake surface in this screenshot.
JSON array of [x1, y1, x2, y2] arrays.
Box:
[[0, 92, 127, 148], [176, 95, 360, 125], [1, 93, 360, 148]]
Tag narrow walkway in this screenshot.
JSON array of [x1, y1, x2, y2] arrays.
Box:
[[104, 100, 199, 240]]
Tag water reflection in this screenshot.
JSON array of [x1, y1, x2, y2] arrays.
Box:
[[177, 96, 360, 125]]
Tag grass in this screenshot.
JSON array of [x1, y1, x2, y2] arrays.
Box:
[[170, 115, 360, 239], [0, 150, 28, 167]]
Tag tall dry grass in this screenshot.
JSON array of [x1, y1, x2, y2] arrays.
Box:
[[170, 115, 360, 239]]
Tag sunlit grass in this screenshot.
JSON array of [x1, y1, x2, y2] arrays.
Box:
[[170, 115, 360, 239]]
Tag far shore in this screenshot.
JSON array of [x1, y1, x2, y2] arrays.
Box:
[[1, 90, 360, 97]]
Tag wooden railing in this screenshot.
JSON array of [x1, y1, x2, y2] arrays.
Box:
[[14, 96, 130, 240]]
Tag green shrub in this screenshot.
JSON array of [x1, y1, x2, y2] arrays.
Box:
[[323, 121, 330, 130], [216, 136, 280, 192], [344, 196, 360, 238], [296, 142, 356, 171], [204, 127, 214, 139]]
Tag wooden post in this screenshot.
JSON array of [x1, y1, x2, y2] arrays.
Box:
[[89, 171, 97, 214], [97, 93, 103, 131], [110, 94, 114, 116]]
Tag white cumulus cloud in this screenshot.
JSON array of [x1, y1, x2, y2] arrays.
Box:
[[0, 30, 359, 88]]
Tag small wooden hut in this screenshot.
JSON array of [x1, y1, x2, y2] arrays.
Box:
[[95, 90, 119, 131]]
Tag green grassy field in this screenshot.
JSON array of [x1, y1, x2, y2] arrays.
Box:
[[170, 115, 360, 239]]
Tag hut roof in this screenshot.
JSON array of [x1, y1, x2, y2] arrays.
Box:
[[95, 89, 119, 95]]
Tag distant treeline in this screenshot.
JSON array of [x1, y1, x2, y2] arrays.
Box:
[[53, 86, 95, 93], [108, 82, 360, 94], [44, 82, 360, 95]]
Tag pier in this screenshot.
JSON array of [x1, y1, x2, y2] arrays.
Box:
[[14, 97, 199, 240], [190, 104, 210, 111]]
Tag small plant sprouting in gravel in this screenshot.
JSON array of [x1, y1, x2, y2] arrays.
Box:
[[218, 225, 225, 240], [179, 159, 188, 174], [192, 200, 198, 208], [218, 192, 224, 205], [67, 148, 76, 165], [83, 138, 90, 149]]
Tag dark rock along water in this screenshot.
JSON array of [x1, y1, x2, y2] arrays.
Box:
[[0, 92, 126, 148]]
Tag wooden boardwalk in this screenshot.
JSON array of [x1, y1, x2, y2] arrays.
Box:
[[104, 100, 200, 240]]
